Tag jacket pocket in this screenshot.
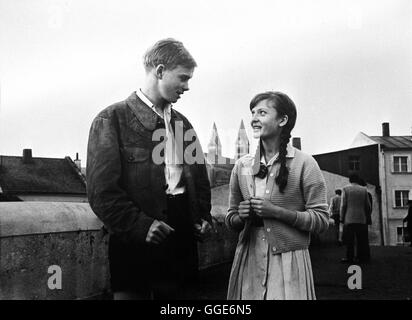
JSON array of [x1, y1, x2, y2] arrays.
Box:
[[122, 146, 151, 189]]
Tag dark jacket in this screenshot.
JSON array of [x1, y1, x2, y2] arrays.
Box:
[[340, 184, 371, 225], [86, 92, 211, 245]]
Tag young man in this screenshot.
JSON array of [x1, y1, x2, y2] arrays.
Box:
[[86, 38, 212, 300], [340, 174, 371, 264]]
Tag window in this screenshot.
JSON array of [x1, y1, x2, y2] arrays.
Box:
[[348, 155, 360, 171], [394, 190, 409, 207], [393, 156, 408, 173]]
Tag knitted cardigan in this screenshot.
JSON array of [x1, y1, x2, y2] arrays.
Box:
[[225, 146, 329, 254]]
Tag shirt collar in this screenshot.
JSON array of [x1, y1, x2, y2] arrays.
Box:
[[261, 153, 278, 166], [136, 89, 172, 118], [260, 143, 296, 166]]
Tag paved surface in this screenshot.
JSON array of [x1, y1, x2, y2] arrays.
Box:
[[188, 243, 412, 300]]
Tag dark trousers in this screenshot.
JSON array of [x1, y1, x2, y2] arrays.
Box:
[[343, 223, 370, 262], [333, 218, 340, 242], [108, 193, 198, 299], [407, 225, 412, 246]]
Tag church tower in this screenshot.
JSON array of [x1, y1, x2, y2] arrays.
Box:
[[207, 122, 222, 164], [235, 120, 249, 159]]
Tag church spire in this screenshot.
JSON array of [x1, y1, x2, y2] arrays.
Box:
[[235, 119, 249, 159], [207, 122, 222, 163]]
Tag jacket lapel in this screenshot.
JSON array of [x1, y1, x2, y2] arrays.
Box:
[[170, 109, 188, 134], [126, 92, 158, 131]]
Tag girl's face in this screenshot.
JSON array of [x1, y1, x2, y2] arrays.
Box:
[[250, 99, 287, 140]]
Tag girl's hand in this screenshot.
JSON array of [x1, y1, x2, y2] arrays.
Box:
[[238, 200, 251, 221], [250, 197, 277, 218]]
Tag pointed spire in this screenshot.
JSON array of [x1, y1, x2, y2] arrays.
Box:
[[207, 122, 222, 158], [235, 120, 249, 159], [239, 119, 245, 130], [214, 123, 220, 146], [236, 120, 249, 141]]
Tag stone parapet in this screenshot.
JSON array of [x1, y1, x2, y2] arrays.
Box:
[[0, 187, 238, 299]]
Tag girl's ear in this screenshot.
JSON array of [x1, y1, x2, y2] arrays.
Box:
[[279, 115, 289, 127]]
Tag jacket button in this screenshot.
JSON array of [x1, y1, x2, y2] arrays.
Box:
[[128, 155, 134, 161], [272, 247, 277, 252], [266, 228, 271, 232]]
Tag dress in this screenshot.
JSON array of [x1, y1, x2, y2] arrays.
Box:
[[228, 154, 316, 300]]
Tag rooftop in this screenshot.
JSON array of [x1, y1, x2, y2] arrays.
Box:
[[0, 154, 86, 195], [369, 135, 412, 149]]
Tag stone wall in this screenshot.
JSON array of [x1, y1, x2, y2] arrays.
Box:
[[0, 186, 238, 300], [0, 202, 109, 299], [199, 185, 238, 269]]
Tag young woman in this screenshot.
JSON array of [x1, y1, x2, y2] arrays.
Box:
[[225, 91, 329, 300]]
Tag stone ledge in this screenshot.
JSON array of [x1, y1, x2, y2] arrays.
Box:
[[0, 202, 103, 238], [0, 189, 239, 299]]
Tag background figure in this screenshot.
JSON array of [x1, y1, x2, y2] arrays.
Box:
[[225, 91, 329, 300], [329, 189, 342, 245], [359, 178, 373, 226], [340, 174, 371, 264], [86, 38, 212, 300], [403, 200, 412, 246]]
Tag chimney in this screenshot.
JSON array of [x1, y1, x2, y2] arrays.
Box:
[[292, 137, 301, 150], [22, 149, 33, 164], [382, 122, 390, 137], [74, 152, 81, 170]]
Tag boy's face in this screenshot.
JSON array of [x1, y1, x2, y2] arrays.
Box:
[[158, 65, 194, 104]]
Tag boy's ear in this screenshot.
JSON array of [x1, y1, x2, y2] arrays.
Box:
[[155, 64, 165, 79]]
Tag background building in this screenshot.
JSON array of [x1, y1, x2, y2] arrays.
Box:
[[314, 122, 412, 246], [0, 149, 87, 202]]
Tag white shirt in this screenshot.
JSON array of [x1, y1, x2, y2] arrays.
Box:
[[135, 89, 185, 195], [254, 153, 278, 197]]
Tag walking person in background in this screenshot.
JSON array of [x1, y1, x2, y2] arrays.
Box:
[[329, 189, 342, 245], [359, 178, 373, 227], [225, 91, 329, 300], [86, 38, 212, 300], [340, 174, 371, 264], [403, 200, 412, 247]]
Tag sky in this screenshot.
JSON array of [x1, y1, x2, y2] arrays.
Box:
[[0, 0, 411, 163]]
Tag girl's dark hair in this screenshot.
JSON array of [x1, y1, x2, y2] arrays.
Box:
[[250, 91, 297, 193]]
